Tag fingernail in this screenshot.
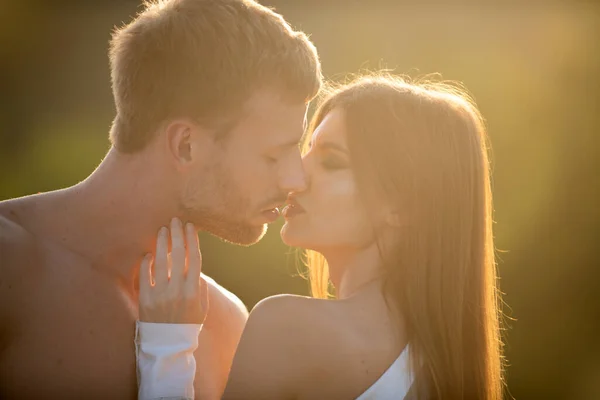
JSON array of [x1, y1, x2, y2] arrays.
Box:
[[171, 217, 180, 227], [186, 223, 194, 232], [160, 226, 168, 235]]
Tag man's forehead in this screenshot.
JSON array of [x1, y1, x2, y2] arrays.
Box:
[[247, 96, 306, 128], [243, 89, 306, 115]]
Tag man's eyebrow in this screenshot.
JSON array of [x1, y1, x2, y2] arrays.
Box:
[[275, 138, 303, 150]]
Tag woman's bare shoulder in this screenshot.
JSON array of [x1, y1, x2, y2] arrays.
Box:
[[222, 294, 339, 399], [252, 293, 334, 327]]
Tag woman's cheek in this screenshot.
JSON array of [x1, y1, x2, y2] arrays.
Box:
[[324, 175, 360, 211]]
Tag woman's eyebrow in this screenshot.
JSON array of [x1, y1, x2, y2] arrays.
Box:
[[314, 140, 349, 154]]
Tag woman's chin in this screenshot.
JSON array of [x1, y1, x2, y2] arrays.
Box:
[[280, 223, 309, 248], [280, 223, 294, 245]]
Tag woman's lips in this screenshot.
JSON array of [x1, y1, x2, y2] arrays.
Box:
[[282, 198, 306, 219], [282, 204, 305, 219]]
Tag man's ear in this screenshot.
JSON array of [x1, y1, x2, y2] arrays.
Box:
[[164, 119, 211, 170]]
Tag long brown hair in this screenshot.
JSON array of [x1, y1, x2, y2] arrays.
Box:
[[304, 74, 503, 399]]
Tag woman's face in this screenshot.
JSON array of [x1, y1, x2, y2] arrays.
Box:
[[280, 108, 376, 252]]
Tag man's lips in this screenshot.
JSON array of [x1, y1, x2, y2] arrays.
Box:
[[261, 207, 280, 223]]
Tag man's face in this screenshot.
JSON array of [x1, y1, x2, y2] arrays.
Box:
[[180, 90, 309, 245]]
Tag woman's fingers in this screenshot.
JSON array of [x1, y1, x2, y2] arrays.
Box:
[[199, 275, 209, 316], [138, 253, 153, 306], [168, 218, 186, 291], [154, 226, 169, 287], [184, 222, 202, 297], [139, 220, 207, 324]]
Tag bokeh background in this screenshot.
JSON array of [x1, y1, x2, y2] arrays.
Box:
[[1, 0, 599, 398]]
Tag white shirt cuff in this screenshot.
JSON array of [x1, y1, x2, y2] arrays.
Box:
[[135, 321, 203, 400]]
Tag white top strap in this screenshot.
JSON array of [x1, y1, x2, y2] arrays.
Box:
[[355, 345, 413, 400]]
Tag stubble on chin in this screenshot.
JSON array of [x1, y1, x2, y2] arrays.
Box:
[[181, 203, 268, 246], [205, 218, 267, 246], [179, 167, 266, 244]]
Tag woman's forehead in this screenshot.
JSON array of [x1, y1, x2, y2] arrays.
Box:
[[311, 108, 347, 146]]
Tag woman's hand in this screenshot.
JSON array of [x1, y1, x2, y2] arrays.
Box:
[[139, 217, 208, 325]]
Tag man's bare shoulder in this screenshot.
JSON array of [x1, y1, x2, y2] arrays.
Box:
[[0, 200, 39, 270], [0, 193, 49, 243], [0, 200, 44, 326], [193, 276, 249, 399], [201, 274, 248, 332]]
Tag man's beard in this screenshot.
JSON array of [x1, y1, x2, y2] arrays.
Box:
[[179, 164, 268, 245], [185, 205, 268, 246]]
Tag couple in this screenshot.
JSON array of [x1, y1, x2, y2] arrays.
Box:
[[0, 0, 503, 399]]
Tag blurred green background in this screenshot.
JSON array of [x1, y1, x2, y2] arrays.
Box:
[[1, 1, 599, 398]]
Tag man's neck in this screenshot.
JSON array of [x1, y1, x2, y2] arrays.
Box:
[[45, 148, 178, 288]]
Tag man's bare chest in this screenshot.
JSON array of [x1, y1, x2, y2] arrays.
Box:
[[1, 261, 140, 399]]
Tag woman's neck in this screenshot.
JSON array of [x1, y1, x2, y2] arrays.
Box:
[[323, 242, 384, 300]]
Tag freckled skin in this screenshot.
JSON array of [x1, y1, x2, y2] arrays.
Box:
[[0, 200, 246, 400]]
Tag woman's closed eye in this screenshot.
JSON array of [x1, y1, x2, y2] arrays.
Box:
[[265, 155, 278, 164], [321, 154, 348, 170]]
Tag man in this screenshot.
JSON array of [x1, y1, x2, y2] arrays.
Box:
[[0, 0, 322, 398]]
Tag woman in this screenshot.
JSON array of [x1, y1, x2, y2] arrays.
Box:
[[137, 74, 504, 399]]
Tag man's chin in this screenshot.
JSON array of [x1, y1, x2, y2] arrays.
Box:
[[207, 222, 268, 246]]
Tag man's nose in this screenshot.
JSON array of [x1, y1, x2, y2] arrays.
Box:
[[279, 152, 308, 193]]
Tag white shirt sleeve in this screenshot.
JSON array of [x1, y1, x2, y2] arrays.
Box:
[[135, 321, 203, 400]]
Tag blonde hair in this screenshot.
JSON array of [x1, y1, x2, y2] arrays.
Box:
[[109, 0, 322, 152], [305, 74, 503, 399]]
